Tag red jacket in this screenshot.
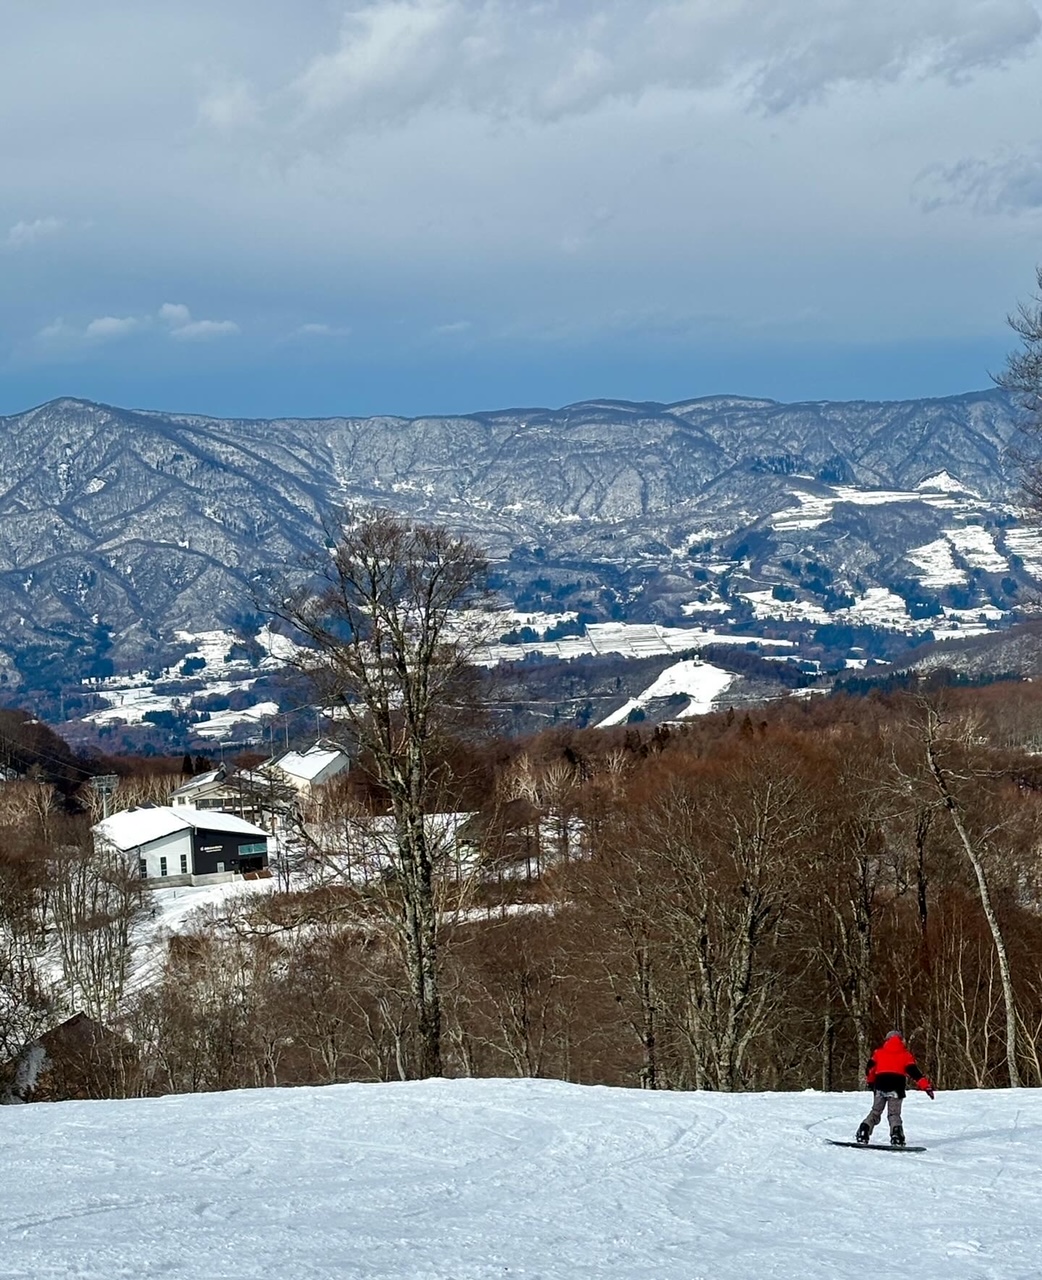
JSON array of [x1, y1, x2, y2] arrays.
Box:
[[866, 1034, 926, 1098]]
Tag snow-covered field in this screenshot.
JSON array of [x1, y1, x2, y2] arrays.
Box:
[[2, 1079, 1040, 1279], [78, 627, 293, 733], [480, 622, 792, 666], [768, 472, 981, 533], [597, 657, 735, 726]]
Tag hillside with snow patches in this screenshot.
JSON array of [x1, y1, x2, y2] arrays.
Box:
[[2, 1078, 1039, 1279], [0, 389, 1035, 699], [596, 657, 736, 726]]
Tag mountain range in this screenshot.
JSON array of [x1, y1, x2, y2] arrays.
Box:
[[0, 389, 1033, 692]]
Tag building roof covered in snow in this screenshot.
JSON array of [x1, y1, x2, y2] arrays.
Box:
[[266, 741, 349, 788], [94, 805, 269, 851], [169, 766, 227, 800]]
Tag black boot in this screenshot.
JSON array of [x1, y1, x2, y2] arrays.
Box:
[[890, 1125, 905, 1147], [856, 1123, 871, 1145]]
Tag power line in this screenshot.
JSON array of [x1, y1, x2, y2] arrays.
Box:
[[0, 725, 104, 782]]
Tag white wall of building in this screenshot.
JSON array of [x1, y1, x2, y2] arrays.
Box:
[[132, 829, 193, 881]]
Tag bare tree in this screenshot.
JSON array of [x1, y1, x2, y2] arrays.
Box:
[[917, 700, 1022, 1087], [275, 508, 488, 1076], [452, 914, 570, 1079], [500, 753, 580, 871], [0, 943, 60, 1091], [625, 744, 817, 1092], [996, 262, 1042, 508], [50, 835, 147, 1023], [77, 773, 172, 822], [569, 793, 664, 1089]]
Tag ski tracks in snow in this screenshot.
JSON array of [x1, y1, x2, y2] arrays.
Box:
[[3, 1080, 1042, 1278]]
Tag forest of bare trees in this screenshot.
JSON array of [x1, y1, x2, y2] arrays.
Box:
[[6, 676, 1042, 1103]]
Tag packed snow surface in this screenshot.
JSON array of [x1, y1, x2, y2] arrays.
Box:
[[3, 1078, 1041, 1279]]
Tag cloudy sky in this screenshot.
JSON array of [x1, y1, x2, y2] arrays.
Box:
[[2, 0, 1042, 418]]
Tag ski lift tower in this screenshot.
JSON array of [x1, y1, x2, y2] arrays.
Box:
[[90, 773, 119, 820]]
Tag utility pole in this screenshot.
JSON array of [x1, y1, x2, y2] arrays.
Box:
[[90, 773, 118, 820]]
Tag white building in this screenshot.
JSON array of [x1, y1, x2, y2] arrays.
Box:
[[93, 806, 270, 885], [265, 741, 350, 794]]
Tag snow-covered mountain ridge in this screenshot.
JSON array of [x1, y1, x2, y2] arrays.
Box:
[[2, 1076, 1039, 1278], [0, 389, 1030, 688]]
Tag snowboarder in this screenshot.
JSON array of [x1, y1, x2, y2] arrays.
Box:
[[856, 1029, 934, 1147]]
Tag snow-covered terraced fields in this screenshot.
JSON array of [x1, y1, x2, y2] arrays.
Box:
[[769, 473, 974, 533], [480, 622, 793, 666]]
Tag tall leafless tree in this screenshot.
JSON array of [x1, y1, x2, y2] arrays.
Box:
[[917, 700, 1022, 1087], [275, 508, 488, 1077]]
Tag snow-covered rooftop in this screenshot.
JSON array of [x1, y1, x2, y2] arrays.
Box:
[[95, 805, 268, 849], [174, 807, 269, 837], [94, 807, 187, 849], [273, 745, 345, 782], [169, 768, 226, 797]]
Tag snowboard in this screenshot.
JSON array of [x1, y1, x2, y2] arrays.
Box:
[[827, 1140, 925, 1153]]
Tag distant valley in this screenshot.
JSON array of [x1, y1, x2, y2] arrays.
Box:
[[0, 389, 1038, 742]]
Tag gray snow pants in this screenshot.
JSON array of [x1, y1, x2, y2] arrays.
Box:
[[863, 1091, 903, 1134]]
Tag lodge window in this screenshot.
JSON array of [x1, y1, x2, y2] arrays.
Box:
[[159, 856, 167, 877], [238, 842, 266, 856], [138, 858, 147, 879], [180, 853, 188, 875]]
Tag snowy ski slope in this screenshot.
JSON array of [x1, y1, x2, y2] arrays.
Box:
[[2, 1078, 1041, 1279]]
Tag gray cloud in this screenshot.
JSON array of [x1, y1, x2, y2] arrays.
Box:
[[919, 147, 1042, 214], [267, 0, 1042, 133], [3, 1, 1042, 408]]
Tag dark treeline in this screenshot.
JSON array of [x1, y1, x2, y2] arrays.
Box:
[[8, 681, 1042, 1101]]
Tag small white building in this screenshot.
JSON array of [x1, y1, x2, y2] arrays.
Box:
[[93, 806, 270, 885], [169, 766, 267, 827], [169, 766, 231, 810], [265, 741, 350, 795]]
